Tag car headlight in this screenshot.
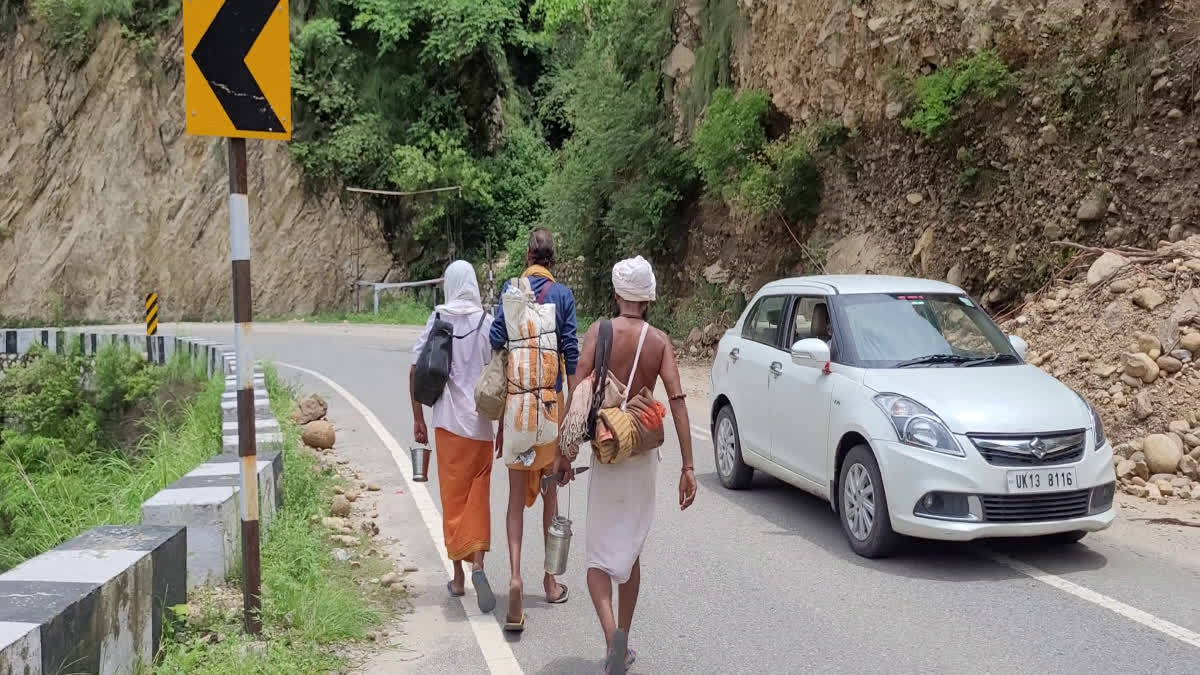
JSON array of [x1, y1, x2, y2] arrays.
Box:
[[1072, 391, 1107, 449], [873, 394, 964, 457]]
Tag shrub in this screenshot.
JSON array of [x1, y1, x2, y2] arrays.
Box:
[[692, 88, 771, 192], [902, 51, 1016, 139]]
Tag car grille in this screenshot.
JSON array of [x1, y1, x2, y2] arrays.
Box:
[[969, 431, 1086, 466], [980, 489, 1091, 523]]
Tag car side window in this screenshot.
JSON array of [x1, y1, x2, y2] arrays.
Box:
[[791, 297, 822, 344], [742, 295, 787, 347]]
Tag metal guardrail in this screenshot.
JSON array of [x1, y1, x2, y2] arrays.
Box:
[[356, 279, 443, 314]]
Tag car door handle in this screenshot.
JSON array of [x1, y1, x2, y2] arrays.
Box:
[[729, 348, 740, 362], [770, 361, 783, 376]]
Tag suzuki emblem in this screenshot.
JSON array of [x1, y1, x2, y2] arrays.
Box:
[[1029, 437, 1047, 459]]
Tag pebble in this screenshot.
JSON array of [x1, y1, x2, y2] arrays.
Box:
[[403, 565, 419, 573], [332, 548, 351, 562], [330, 495, 352, 518], [367, 482, 382, 492], [1110, 279, 1135, 294], [380, 572, 401, 588], [1158, 356, 1183, 373]]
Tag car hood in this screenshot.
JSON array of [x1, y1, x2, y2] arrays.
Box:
[[862, 365, 1088, 434]]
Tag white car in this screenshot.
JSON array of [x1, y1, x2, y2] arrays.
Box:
[[708, 275, 1115, 558]]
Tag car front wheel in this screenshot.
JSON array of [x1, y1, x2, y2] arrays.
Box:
[[838, 445, 901, 558], [714, 406, 753, 490]]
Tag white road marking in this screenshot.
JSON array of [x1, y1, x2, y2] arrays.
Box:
[[991, 554, 1200, 650], [276, 362, 523, 675]]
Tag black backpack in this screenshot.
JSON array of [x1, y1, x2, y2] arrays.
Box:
[[413, 312, 486, 407]]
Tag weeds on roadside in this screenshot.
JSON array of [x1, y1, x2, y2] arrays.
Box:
[[902, 51, 1016, 139], [156, 365, 384, 673], [301, 296, 432, 326]]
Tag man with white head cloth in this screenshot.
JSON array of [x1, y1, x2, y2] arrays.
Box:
[[556, 255, 698, 674]]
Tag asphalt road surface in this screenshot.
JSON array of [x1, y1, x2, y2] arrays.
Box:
[[157, 322, 1200, 674]]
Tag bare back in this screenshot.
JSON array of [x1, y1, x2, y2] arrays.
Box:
[[575, 316, 681, 399]]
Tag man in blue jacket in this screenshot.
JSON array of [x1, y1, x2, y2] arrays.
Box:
[[490, 228, 578, 631]]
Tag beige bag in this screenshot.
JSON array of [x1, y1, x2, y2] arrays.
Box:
[[474, 349, 508, 421]]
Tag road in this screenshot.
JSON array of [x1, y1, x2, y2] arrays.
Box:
[[157, 322, 1200, 674]]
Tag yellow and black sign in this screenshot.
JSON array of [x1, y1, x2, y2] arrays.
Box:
[[184, 0, 291, 140], [145, 293, 159, 336]]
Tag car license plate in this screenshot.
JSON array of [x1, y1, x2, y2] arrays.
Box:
[[1007, 467, 1078, 494]]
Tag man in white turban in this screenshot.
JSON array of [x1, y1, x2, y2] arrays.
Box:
[[611, 255, 657, 304], [552, 254, 697, 674]]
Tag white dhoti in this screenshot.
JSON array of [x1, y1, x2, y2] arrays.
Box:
[[585, 450, 660, 584]]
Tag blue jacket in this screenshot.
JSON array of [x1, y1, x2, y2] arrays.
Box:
[[489, 276, 579, 392]]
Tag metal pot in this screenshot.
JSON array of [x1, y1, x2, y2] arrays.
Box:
[[410, 446, 431, 482], [544, 515, 573, 575]]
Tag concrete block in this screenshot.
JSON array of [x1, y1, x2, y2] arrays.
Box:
[[222, 418, 279, 435], [222, 432, 284, 455], [141, 451, 283, 589], [0, 526, 185, 675], [220, 398, 272, 424]]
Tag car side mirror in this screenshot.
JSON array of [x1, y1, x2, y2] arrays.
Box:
[[1008, 335, 1028, 360], [791, 338, 831, 368]]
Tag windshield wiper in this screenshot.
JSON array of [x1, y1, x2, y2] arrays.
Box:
[[895, 354, 974, 368], [962, 353, 1022, 367]]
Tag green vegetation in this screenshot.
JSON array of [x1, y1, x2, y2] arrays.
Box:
[[541, 0, 696, 309], [902, 51, 1016, 139], [301, 295, 433, 326], [691, 87, 823, 223], [156, 366, 385, 673], [0, 344, 213, 571], [651, 279, 742, 340], [956, 146, 983, 191], [686, 0, 742, 129], [29, 0, 175, 54]]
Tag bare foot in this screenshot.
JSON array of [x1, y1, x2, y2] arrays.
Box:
[[506, 578, 524, 623], [543, 573, 565, 602], [450, 563, 466, 595]]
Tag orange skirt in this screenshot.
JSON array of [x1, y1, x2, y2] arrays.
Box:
[[434, 428, 493, 561]]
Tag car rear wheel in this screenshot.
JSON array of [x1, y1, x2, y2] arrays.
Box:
[[838, 445, 901, 558], [715, 406, 753, 490]]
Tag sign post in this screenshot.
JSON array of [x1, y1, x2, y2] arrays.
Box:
[[184, 0, 291, 636], [145, 293, 159, 336]]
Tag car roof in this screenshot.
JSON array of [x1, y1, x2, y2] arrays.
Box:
[[757, 274, 965, 296]]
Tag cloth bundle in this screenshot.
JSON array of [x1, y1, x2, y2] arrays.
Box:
[[560, 372, 625, 462], [500, 277, 560, 467], [592, 388, 667, 464]]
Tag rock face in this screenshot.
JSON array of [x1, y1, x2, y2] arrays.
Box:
[[0, 24, 392, 320], [302, 420, 336, 449], [1143, 434, 1183, 474]]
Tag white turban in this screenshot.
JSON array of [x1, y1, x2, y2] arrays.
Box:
[[612, 256, 657, 302]]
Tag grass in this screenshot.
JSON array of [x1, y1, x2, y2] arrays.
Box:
[[296, 296, 433, 326], [155, 365, 387, 673], [0, 352, 217, 571]]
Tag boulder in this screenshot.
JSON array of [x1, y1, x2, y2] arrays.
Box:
[[1077, 186, 1110, 222], [1144, 434, 1184, 474], [1109, 279, 1135, 294], [1124, 352, 1160, 383], [330, 495, 352, 518], [1186, 433, 1200, 448], [1169, 420, 1191, 435], [1132, 391, 1154, 420], [1115, 459, 1136, 480], [1156, 479, 1175, 497], [1182, 332, 1200, 353], [1134, 459, 1151, 480], [1181, 454, 1199, 479], [1157, 356, 1184, 373], [702, 262, 730, 285], [1132, 287, 1166, 311], [302, 420, 336, 449], [1136, 332, 1162, 355], [1087, 251, 1129, 286], [295, 394, 329, 425]]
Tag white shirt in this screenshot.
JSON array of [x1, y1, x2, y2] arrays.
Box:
[[413, 310, 496, 442]]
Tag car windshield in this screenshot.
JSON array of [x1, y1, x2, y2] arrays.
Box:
[[838, 293, 1018, 368]]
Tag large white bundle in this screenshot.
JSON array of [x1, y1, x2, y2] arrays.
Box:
[[501, 277, 559, 466]]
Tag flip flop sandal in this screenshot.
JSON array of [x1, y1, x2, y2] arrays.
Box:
[[547, 583, 569, 605], [503, 613, 526, 633], [447, 581, 465, 598], [472, 570, 496, 613], [604, 629, 628, 675]]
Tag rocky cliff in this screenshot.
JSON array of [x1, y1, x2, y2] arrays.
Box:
[[673, 0, 1199, 331], [0, 20, 393, 322]]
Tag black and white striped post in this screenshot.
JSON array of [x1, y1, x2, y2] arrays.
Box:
[[227, 137, 262, 634]]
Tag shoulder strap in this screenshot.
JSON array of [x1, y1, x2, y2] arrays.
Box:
[[586, 320, 614, 438], [621, 323, 650, 409], [535, 279, 554, 304]]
